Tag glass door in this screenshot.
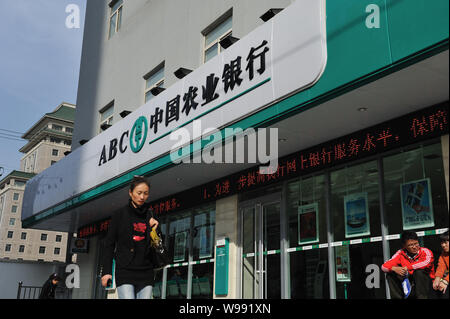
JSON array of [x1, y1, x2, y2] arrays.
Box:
[[241, 194, 281, 299]]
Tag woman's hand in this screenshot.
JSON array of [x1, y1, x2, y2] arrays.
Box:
[[101, 274, 112, 287], [149, 217, 159, 229]]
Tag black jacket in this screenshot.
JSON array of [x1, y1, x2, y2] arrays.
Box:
[[101, 202, 155, 276], [39, 276, 59, 299]]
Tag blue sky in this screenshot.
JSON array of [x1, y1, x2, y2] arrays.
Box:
[[0, 0, 86, 178]]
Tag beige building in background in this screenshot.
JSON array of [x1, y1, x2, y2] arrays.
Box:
[[0, 103, 75, 263]]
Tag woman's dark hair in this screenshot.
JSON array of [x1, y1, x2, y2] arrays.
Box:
[[49, 273, 62, 282], [440, 231, 449, 243], [129, 176, 150, 192], [401, 231, 419, 244]]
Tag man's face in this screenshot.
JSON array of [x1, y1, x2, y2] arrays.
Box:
[[404, 239, 420, 255], [441, 240, 449, 254]]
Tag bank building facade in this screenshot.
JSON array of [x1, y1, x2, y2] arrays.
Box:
[[22, 0, 449, 299]]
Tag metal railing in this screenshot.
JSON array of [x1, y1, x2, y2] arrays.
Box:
[[17, 281, 72, 299], [16, 282, 41, 299]]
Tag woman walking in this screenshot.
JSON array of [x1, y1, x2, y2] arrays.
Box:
[[101, 176, 159, 299]]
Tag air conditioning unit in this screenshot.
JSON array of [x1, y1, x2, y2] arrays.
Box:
[[70, 238, 89, 254]]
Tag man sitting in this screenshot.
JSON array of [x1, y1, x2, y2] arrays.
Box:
[[382, 231, 435, 299]]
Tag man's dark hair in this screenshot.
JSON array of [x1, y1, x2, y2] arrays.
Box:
[[439, 231, 449, 243], [400, 231, 419, 245], [129, 176, 150, 192]]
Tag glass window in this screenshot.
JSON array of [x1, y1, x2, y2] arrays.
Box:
[[41, 234, 48, 241], [286, 174, 329, 298], [19, 245, 25, 253], [13, 193, 19, 201], [100, 103, 114, 133], [192, 208, 215, 260], [39, 246, 46, 254], [108, 0, 123, 39], [330, 160, 386, 299], [65, 127, 73, 133], [21, 232, 27, 240], [52, 124, 63, 131], [203, 15, 232, 63], [52, 149, 59, 156], [144, 65, 165, 103], [9, 218, 15, 226], [383, 143, 449, 258], [7, 231, 13, 239], [56, 235, 62, 242], [15, 180, 26, 187], [5, 244, 11, 252], [168, 212, 191, 264], [54, 248, 60, 255], [159, 203, 215, 299], [191, 263, 214, 299], [11, 205, 17, 213], [166, 267, 189, 299]]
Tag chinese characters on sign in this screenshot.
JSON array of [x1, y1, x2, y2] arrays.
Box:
[[148, 41, 269, 135]]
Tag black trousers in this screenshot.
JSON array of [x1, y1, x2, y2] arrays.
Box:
[[386, 269, 431, 299]]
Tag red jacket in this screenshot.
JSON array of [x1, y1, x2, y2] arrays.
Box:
[[382, 247, 435, 279]]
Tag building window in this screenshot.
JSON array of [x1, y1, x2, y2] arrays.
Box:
[[50, 137, 62, 144], [41, 234, 48, 241], [7, 231, 13, 239], [108, 0, 123, 39], [21, 232, 27, 240], [5, 244, 11, 252], [52, 124, 63, 131], [54, 248, 61, 255], [13, 193, 19, 201], [15, 180, 26, 187], [19, 245, 25, 253], [11, 205, 18, 213], [99, 103, 114, 133], [64, 140, 72, 146], [9, 218, 15, 226], [203, 15, 232, 63], [56, 235, 62, 242], [152, 203, 215, 300], [39, 246, 46, 254], [52, 149, 59, 156], [144, 64, 165, 103], [65, 127, 73, 133], [51, 161, 57, 166]]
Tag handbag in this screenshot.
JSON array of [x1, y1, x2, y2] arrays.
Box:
[[149, 226, 170, 270]]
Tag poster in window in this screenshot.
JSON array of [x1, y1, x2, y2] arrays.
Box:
[[199, 225, 214, 259], [344, 192, 370, 238], [400, 178, 434, 230], [335, 245, 351, 282], [174, 231, 187, 263], [298, 203, 319, 245]]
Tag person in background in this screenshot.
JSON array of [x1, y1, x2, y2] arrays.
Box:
[[382, 231, 435, 299], [100, 176, 159, 299], [432, 231, 449, 298], [38, 273, 62, 299]]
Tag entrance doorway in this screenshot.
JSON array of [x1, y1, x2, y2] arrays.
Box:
[[240, 193, 282, 299]]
